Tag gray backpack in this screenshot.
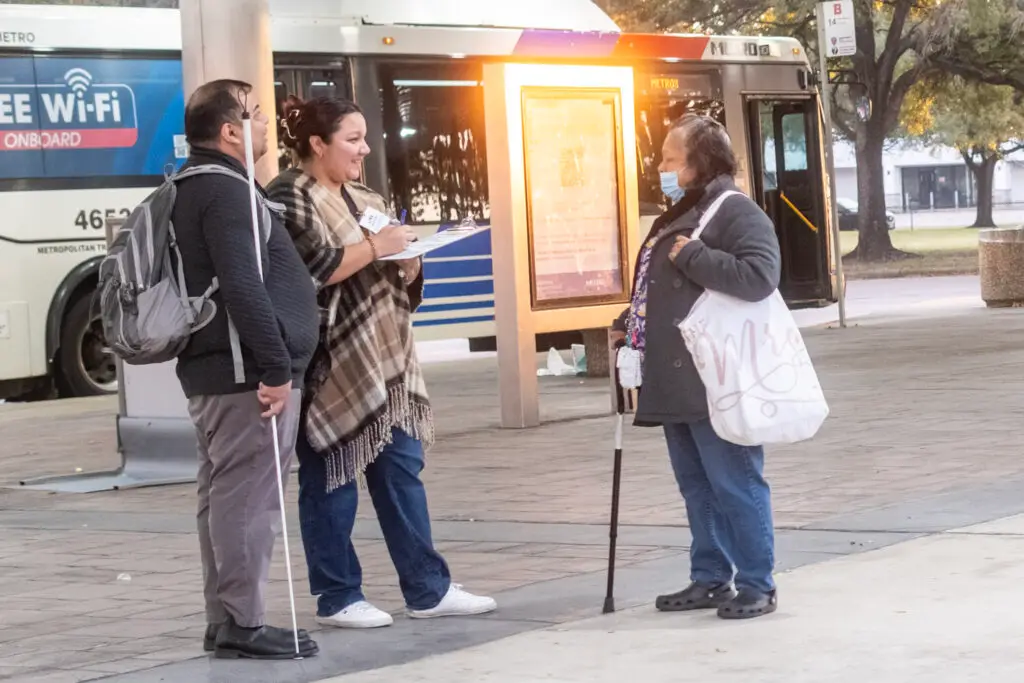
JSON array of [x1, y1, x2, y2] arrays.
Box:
[[97, 164, 275, 383]]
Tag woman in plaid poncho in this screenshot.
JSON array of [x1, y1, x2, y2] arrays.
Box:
[[268, 96, 497, 630]]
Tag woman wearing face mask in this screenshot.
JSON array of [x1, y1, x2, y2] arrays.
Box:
[[267, 96, 497, 629], [610, 114, 783, 620]]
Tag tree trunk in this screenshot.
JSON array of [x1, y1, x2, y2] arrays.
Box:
[[972, 154, 997, 228], [848, 127, 903, 262]]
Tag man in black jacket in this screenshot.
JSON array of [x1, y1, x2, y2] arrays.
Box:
[[172, 79, 320, 659]]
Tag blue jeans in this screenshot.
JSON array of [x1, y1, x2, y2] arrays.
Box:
[[297, 427, 451, 615], [663, 420, 776, 594]]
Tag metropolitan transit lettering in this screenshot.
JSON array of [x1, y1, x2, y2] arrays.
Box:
[[36, 243, 106, 256], [0, 67, 139, 151]]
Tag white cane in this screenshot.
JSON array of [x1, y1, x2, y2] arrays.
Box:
[[241, 110, 302, 659]]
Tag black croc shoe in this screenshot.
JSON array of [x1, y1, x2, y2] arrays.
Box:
[[717, 588, 778, 620], [656, 582, 738, 612]]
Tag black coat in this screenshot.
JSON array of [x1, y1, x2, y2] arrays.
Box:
[[613, 174, 782, 425], [172, 148, 320, 397]]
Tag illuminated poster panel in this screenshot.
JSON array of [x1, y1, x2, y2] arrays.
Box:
[[521, 87, 629, 310]]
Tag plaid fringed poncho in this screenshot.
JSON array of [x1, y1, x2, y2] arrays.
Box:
[[268, 168, 434, 492]]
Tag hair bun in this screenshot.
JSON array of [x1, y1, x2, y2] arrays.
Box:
[[276, 95, 364, 160], [279, 95, 306, 149]]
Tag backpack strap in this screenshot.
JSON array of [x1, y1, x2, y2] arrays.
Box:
[[226, 314, 246, 384], [173, 163, 274, 385], [692, 190, 744, 241], [166, 221, 197, 328], [171, 163, 249, 184]]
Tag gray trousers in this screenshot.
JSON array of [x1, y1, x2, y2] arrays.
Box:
[[188, 389, 301, 628]]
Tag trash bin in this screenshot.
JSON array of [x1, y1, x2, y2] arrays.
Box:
[[979, 227, 1024, 307]]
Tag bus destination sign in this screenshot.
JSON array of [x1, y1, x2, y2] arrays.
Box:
[[646, 73, 715, 100]]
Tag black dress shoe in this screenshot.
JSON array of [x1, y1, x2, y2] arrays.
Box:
[[717, 587, 778, 620], [656, 582, 738, 612], [213, 617, 319, 660], [204, 623, 220, 652], [203, 621, 313, 653]]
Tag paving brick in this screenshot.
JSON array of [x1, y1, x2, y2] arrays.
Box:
[[77, 658, 164, 675], [4, 307, 1024, 679], [2, 671, 106, 683]]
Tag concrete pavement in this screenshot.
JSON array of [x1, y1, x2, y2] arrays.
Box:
[[322, 513, 1024, 683], [3, 275, 1024, 682]]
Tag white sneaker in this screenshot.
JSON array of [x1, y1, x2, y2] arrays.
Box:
[[316, 601, 394, 629], [407, 584, 497, 619]]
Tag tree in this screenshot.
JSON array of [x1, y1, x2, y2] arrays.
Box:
[[609, 0, 1024, 261], [905, 77, 1024, 227]]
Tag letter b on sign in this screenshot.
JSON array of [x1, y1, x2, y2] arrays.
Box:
[[833, 2, 842, 14]]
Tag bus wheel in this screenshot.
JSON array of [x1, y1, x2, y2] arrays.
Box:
[[57, 294, 118, 398]]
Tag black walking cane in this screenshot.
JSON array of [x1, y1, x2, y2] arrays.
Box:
[[603, 340, 628, 614]]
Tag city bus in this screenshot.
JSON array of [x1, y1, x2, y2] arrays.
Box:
[[0, 0, 838, 400]]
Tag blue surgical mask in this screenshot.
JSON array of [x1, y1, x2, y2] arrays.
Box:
[[660, 171, 685, 204]]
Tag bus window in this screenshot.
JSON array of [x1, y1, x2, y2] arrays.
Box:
[[273, 64, 352, 172], [378, 62, 489, 226], [300, 69, 350, 101], [747, 98, 828, 303], [634, 70, 725, 216]]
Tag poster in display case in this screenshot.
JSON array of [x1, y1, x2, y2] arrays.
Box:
[[521, 87, 630, 310]]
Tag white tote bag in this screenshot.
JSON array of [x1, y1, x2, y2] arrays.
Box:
[[678, 191, 829, 446]]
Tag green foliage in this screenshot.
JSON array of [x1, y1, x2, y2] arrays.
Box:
[[933, 79, 1024, 157], [906, 77, 1024, 163], [919, 0, 1024, 91]]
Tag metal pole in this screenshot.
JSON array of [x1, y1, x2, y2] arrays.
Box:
[[816, 0, 847, 328]]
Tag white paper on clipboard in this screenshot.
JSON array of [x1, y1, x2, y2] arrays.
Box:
[[378, 224, 490, 260]]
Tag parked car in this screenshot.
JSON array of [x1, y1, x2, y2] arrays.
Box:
[[837, 197, 896, 231]]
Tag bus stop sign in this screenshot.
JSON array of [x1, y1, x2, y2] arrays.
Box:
[[824, 0, 856, 58]]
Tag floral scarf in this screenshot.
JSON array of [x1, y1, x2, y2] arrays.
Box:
[[626, 235, 659, 357]]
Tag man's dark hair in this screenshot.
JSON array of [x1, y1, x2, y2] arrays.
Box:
[[184, 79, 253, 146], [668, 114, 738, 187]]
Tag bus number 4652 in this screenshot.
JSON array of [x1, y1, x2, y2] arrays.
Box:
[[75, 208, 131, 231]]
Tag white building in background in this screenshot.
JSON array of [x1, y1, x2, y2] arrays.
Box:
[[832, 138, 1024, 212]]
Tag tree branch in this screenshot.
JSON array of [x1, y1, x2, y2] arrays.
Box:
[[853, 0, 877, 81], [960, 147, 979, 171], [830, 83, 857, 141], [999, 141, 1024, 156], [878, 0, 915, 91], [883, 64, 931, 133], [928, 54, 1024, 92]]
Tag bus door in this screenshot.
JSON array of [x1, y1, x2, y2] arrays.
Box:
[[745, 97, 832, 306]]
